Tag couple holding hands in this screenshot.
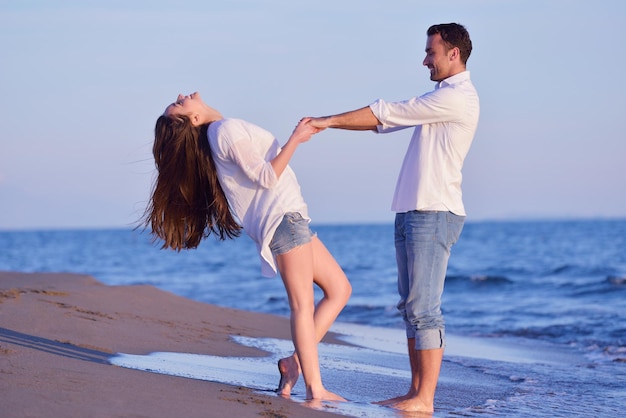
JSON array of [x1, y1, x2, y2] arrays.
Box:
[[143, 23, 479, 414]]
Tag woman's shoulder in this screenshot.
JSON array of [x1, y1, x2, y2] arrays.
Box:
[[209, 118, 242, 138], [216, 118, 256, 129], [210, 117, 237, 131], [214, 118, 270, 137], [210, 118, 266, 147], [210, 118, 253, 135]]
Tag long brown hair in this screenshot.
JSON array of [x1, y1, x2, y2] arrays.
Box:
[[143, 114, 241, 250]]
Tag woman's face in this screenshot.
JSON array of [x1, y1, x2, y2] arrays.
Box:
[[163, 91, 223, 126], [164, 92, 204, 117]]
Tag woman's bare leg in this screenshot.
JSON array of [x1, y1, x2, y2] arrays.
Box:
[[276, 237, 351, 399], [277, 237, 351, 396]]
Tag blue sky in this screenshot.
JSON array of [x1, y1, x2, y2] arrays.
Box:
[[1, 0, 625, 230]]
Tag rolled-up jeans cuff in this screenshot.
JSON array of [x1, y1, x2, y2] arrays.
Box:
[[405, 322, 416, 339], [414, 328, 445, 350]]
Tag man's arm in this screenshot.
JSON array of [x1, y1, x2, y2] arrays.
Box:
[[308, 106, 380, 131]]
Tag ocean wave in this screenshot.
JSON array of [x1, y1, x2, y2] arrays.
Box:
[[607, 275, 626, 285], [562, 276, 626, 297], [446, 274, 514, 285], [582, 344, 626, 364], [496, 324, 594, 342], [337, 304, 403, 328], [546, 264, 618, 278]]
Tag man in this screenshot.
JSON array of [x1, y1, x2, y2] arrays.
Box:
[[308, 23, 480, 413]]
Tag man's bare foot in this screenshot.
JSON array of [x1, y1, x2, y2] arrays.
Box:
[[277, 356, 300, 396], [389, 397, 434, 414], [374, 389, 416, 405], [374, 393, 411, 405]]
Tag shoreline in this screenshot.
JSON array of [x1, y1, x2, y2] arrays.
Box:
[[2, 271, 574, 417], [0, 271, 344, 418]]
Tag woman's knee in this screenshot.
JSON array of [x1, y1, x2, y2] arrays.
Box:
[[341, 278, 352, 302]]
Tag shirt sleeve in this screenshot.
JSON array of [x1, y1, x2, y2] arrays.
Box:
[[370, 86, 466, 130], [220, 121, 278, 189]]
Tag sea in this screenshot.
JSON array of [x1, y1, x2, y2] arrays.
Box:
[[1, 219, 625, 417]]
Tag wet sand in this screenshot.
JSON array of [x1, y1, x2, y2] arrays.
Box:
[[0, 271, 345, 418], [0, 271, 532, 417]]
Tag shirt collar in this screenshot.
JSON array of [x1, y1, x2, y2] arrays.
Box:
[[435, 70, 471, 89]]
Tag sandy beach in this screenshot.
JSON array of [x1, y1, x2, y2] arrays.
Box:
[[4, 268, 601, 418], [0, 271, 345, 418], [1, 268, 609, 417]]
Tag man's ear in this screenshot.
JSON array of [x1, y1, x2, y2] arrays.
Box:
[[449, 46, 460, 62]]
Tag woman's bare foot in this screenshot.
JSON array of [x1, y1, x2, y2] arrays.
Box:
[[277, 356, 300, 397], [307, 388, 347, 402]]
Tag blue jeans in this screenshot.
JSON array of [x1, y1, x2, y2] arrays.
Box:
[[395, 210, 465, 350], [269, 212, 315, 256]]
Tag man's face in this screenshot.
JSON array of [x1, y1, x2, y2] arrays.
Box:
[[423, 34, 456, 82]]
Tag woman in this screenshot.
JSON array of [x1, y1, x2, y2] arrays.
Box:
[[143, 92, 351, 401]]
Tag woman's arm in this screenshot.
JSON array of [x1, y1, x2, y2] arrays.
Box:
[[270, 118, 321, 178]]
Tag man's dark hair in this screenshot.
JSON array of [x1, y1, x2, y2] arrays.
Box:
[[427, 23, 472, 65]]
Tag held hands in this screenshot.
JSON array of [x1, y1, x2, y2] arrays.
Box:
[[305, 116, 330, 130], [290, 117, 323, 144]]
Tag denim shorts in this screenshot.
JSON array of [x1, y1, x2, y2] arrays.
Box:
[[395, 210, 465, 349], [269, 212, 315, 256]]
